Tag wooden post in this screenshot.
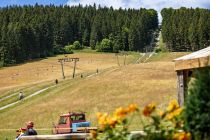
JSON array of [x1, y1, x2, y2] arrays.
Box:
[[115, 54, 120, 66], [72, 59, 78, 79], [58, 58, 79, 79], [124, 54, 126, 66], [177, 70, 184, 106], [58, 60, 65, 79]]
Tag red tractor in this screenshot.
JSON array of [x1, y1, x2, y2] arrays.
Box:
[[53, 112, 94, 134]]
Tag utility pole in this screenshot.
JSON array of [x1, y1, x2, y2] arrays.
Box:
[[58, 59, 65, 79], [58, 57, 79, 79], [115, 53, 120, 66], [124, 53, 127, 66], [115, 51, 128, 66], [72, 58, 79, 78]]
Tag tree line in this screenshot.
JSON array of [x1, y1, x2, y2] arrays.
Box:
[[0, 4, 158, 66], [161, 7, 210, 51]]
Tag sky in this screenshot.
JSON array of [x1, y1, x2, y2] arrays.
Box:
[[1, 0, 210, 21], [0, 0, 68, 7]]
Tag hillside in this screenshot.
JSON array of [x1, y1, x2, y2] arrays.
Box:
[[0, 52, 188, 139], [0, 51, 137, 94], [0, 5, 158, 65]]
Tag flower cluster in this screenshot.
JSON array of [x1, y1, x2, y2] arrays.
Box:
[[142, 102, 156, 117], [142, 100, 191, 140], [173, 132, 191, 140], [90, 100, 191, 140], [97, 104, 138, 129], [90, 104, 138, 140]]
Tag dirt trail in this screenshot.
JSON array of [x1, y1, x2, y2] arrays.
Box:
[[0, 85, 55, 111]]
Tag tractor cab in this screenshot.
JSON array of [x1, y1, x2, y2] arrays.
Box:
[[53, 112, 90, 134]]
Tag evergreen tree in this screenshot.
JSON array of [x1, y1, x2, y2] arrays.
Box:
[[161, 8, 210, 51], [0, 5, 158, 65]]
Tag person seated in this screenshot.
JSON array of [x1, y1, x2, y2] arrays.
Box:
[[25, 121, 37, 135]]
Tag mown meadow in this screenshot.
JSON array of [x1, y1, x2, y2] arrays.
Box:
[[0, 51, 188, 140]]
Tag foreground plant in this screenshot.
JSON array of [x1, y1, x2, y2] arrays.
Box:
[[142, 100, 190, 140], [90, 104, 138, 140], [90, 101, 191, 140], [183, 69, 210, 139]]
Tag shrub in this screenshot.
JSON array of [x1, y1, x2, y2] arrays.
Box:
[[73, 41, 83, 50], [97, 38, 112, 52], [64, 45, 74, 54], [155, 47, 162, 53], [183, 69, 210, 139], [53, 44, 65, 54]]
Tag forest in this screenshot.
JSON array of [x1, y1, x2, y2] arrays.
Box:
[[161, 7, 210, 51], [0, 4, 158, 66]]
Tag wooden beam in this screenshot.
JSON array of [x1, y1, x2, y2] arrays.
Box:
[[177, 70, 185, 106], [20, 133, 90, 140], [175, 56, 210, 71]]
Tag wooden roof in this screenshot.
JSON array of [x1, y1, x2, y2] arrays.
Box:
[[174, 46, 210, 71]]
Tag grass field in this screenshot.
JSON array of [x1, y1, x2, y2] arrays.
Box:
[[0, 51, 138, 96], [0, 51, 187, 140], [0, 50, 139, 96]]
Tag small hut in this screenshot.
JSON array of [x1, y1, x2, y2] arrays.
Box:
[[174, 46, 210, 106]]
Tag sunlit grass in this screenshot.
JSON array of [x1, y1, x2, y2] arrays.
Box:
[[0, 51, 186, 140], [148, 52, 190, 62]]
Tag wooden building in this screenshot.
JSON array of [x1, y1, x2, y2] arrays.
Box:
[[174, 46, 210, 106]]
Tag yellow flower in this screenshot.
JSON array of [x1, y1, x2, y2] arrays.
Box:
[[173, 108, 183, 116], [114, 107, 128, 119], [127, 104, 138, 113], [166, 108, 183, 120], [98, 113, 108, 126], [173, 132, 191, 140], [166, 112, 174, 120], [97, 112, 103, 119], [90, 130, 97, 139], [158, 110, 165, 118], [167, 100, 179, 112], [142, 103, 156, 117], [107, 116, 118, 128]]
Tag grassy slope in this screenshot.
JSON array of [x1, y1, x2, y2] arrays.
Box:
[[149, 52, 190, 62], [0, 51, 138, 96], [0, 51, 138, 106], [0, 52, 186, 139]]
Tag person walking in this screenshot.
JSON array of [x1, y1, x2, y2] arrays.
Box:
[[55, 79, 58, 85], [19, 92, 24, 100], [25, 121, 37, 135]]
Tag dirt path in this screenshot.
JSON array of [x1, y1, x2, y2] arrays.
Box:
[[0, 68, 113, 111], [0, 85, 55, 111], [0, 92, 19, 102]]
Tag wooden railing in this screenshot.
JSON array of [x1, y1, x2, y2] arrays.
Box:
[[20, 133, 90, 140]]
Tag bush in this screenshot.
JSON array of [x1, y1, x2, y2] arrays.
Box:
[[183, 69, 210, 139], [97, 38, 112, 52], [64, 45, 74, 54], [155, 47, 162, 53], [73, 41, 83, 50], [53, 44, 65, 54]]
